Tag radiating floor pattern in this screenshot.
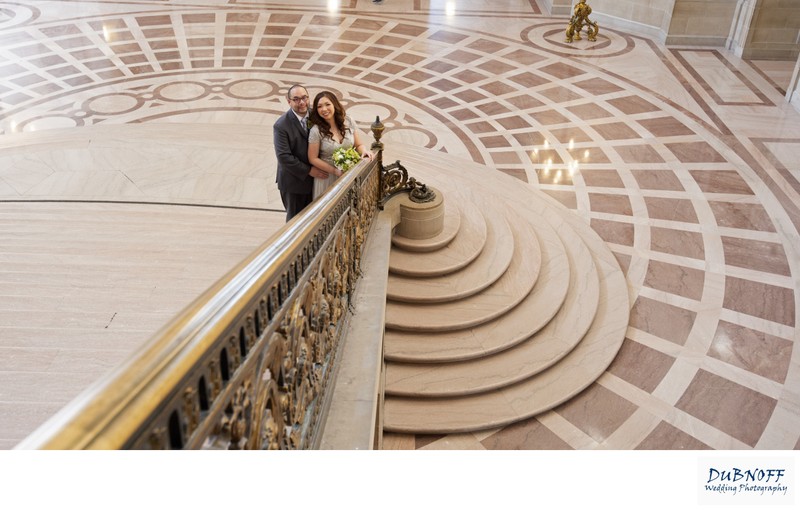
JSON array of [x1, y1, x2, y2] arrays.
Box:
[[1, 0, 798, 450]]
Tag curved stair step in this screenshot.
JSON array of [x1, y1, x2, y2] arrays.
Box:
[[384, 219, 600, 397], [390, 200, 486, 277], [387, 202, 524, 304], [380, 142, 629, 434], [383, 209, 569, 363], [391, 200, 464, 255], [382, 244, 629, 434], [384, 215, 540, 332]]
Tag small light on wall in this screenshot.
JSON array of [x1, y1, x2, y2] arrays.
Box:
[[445, 1, 456, 16], [327, 0, 340, 13]]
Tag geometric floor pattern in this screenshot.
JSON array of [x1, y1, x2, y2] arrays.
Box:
[[1, 0, 798, 450]]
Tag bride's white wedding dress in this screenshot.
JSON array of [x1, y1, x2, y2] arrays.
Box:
[[310, 115, 356, 200]]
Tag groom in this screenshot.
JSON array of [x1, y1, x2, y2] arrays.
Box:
[[273, 84, 325, 222]]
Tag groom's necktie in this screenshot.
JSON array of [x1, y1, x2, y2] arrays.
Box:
[[301, 116, 308, 133]]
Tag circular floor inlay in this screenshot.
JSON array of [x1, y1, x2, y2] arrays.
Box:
[[153, 82, 210, 102], [0, 3, 39, 29], [226, 79, 277, 100], [522, 22, 633, 58], [25, 115, 79, 131], [84, 93, 143, 116]]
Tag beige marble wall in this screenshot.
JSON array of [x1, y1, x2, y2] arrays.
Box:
[[547, 0, 677, 42], [742, 0, 800, 59], [549, 0, 798, 57], [590, 0, 676, 35], [789, 53, 800, 110], [667, 0, 739, 46], [727, 0, 757, 56], [546, 0, 573, 16]]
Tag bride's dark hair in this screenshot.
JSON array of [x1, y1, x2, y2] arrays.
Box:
[[310, 91, 348, 141]]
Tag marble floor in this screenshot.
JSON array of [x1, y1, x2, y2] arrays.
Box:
[[1, 0, 799, 451]]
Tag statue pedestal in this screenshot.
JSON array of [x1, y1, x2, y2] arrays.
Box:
[[394, 187, 444, 240]]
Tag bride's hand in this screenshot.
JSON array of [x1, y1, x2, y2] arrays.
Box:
[[361, 150, 374, 160], [309, 167, 327, 179]]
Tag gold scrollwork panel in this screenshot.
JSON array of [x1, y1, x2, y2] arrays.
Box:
[[252, 332, 286, 450], [122, 164, 379, 451]]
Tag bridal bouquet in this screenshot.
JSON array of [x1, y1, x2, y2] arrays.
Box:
[[332, 146, 361, 172]]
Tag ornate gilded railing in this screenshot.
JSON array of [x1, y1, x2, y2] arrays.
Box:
[[17, 135, 383, 450], [372, 117, 436, 208]]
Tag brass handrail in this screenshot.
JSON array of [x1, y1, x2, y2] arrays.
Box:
[[17, 153, 381, 450]]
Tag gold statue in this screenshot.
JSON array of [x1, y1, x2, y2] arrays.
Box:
[[566, 0, 599, 43]]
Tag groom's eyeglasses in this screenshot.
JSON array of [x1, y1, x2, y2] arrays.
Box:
[[290, 95, 309, 103]]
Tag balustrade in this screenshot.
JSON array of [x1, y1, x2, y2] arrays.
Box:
[[18, 119, 421, 450]]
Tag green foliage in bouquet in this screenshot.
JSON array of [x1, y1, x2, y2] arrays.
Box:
[[332, 146, 362, 172]]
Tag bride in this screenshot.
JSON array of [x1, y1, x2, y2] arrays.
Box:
[[307, 91, 373, 200]]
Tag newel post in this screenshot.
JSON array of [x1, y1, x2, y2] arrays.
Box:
[[370, 116, 385, 208], [370, 116, 435, 210]]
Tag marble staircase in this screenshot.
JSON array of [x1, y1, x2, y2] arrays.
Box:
[[380, 145, 630, 435]]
